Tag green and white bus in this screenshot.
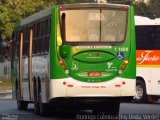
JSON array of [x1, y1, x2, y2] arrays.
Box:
[[11, 3, 136, 115]]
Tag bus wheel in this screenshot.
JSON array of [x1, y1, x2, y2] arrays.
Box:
[[33, 78, 40, 115], [40, 102, 51, 116], [133, 80, 148, 103], [17, 100, 28, 110], [37, 77, 51, 116]]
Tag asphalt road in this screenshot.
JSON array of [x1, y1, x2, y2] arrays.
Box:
[[0, 99, 160, 120]]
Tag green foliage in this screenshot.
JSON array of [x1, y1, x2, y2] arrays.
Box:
[[74, 0, 96, 3], [0, 0, 44, 37], [0, 0, 44, 61], [133, 0, 160, 18], [147, 0, 160, 18], [107, 0, 132, 4], [0, 77, 12, 90], [54, 0, 76, 4], [0, 46, 4, 62], [54, 0, 96, 4], [133, 1, 149, 16]]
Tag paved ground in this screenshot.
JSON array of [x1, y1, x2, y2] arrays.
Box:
[[0, 99, 160, 120]]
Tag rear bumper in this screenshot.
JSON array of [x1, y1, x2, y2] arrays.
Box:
[[49, 97, 133, 108], [49, 77, 136, 99]]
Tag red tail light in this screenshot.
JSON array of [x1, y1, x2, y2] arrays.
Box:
[[96, 53, 100, 56], [122, 6, 128, 10], [59, 6, 63, 11], [122, 81, 126, 85], [59, 59, 64, 64], [61, 65, 66, 70]]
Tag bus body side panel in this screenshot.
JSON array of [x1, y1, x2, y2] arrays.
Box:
[[121, 6, 136, 96], [151, 67, 160, 95], [136, 66, 151, 95], [136, 24, 160, 96], [137, 50, 160, 96], [50, 6, 68, 79], [49, 6, 68, 99]]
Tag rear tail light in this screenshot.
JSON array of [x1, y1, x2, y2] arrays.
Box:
[[121, 65, 126, 70], [96, 53, 100, 56], [61, 65, 66, 70], [63, 81, 66, 85], [122, 81, 126, 85], [59, 59, 69, 74], [59, 6, 63, 11], [122, 6, 128, 10], [59, 59, 64, 64], [118, 59, 129, 75], [88, 53, 92, 56], [124, 59, 129, 64]]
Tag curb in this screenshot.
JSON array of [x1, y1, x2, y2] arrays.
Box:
[[0, 90, 12, 99], [0, 90, 12, 94]]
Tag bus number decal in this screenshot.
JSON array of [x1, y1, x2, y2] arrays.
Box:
[[115, 47, 128, 52]]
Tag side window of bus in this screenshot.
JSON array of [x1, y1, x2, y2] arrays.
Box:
[[33, 24, 36, 54], [15, 31, 20, 58], [23, 27, 29, 57], [41, 20, 45, 53], [42, 18, 50, 53], [154, 26, 160, 49], [136, 26, 154, 50], [33, 17, 51, 55], [33, 22, 40, 54]]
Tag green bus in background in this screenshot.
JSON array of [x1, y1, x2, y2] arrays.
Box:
[[11, 3, 136, 116]]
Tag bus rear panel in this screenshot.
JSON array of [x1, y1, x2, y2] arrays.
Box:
[[49, 4, 136, 102]]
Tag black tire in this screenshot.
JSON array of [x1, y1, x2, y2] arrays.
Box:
[[37, 77, 51, 116], [33, 78, 40, 115], [133, 80, 148, 103], [17, 100, 28, 110], [40, 103, 51, 117], [16, 78, 28, 111], [15, 78, 18, 99]]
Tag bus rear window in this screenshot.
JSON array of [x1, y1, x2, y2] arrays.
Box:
[[60, 9, 127, 44]]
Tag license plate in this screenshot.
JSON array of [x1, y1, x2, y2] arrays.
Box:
[[88, 72, 101, 77]]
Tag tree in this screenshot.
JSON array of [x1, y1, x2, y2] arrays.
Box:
[[0, 32, 4, 62], [0, 0, 44, 37], [131, 0, 160, 18], [107, 0, 132, 4], [133, 1, 149, 16], [0, 0, 44, 61], [54, 0, 96, 4], [148, 0, 160, 18]]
